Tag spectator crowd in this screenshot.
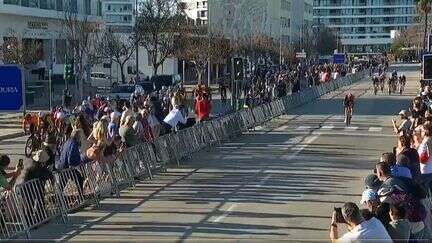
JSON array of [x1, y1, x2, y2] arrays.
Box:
[[330, 81, 432, 242]]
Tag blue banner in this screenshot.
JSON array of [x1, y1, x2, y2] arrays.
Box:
[[333, 54, 345, 64], [0, 65, 23, 111]]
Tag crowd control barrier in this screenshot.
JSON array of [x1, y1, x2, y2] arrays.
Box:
[[0, 70, 368, 239]]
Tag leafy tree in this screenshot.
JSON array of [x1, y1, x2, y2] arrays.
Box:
[[416, 0, 432, 50]]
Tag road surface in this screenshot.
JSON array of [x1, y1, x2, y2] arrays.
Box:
[[5, 64, 421, 241]]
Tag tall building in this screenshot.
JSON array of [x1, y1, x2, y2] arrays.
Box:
[[208, 0, 292, 43], [181, 0, 208, 25], [291, 0, 313, 44], [313, 0, 417, 53], [0, 0, 102, 75], [102, 0, 135, 33]]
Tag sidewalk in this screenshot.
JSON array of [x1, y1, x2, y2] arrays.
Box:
[[0, 112, 23, 140]]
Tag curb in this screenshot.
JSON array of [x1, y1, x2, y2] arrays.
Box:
[[0, 132, 24, 141]]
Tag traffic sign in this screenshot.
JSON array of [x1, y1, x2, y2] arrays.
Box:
[[333, 53, 345, 64], [423, 54, 432, 80], [0, 65, 24, 111], [296, 52, 307, 58]]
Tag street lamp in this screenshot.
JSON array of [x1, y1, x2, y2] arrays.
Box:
[[135, 0, 139, 82]]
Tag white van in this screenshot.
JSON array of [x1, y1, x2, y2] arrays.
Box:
[[89, 72, 118, 88]]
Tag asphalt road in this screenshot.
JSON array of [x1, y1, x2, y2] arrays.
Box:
[[9, 64, 421, 242]]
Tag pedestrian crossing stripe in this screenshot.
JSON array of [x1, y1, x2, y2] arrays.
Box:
[[368, 127, 383, 132], [296, 126, 312, 130], [271, 125, 385, 133], [345, 126, 359, 130], [321, 125, 335, 129], [274, 125, 289, 131]]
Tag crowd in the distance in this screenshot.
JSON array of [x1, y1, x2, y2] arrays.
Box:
[[330, 79, 432, 242], [241, 63, 362, 109]]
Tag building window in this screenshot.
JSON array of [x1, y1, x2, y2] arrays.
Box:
[[56, 0, 63, 11], [84, 0, 91, 15], [3, 0, 20, 5], [97, 1, 102, 16], [55, 39, 66, 64], [148, 51, 154, 67]]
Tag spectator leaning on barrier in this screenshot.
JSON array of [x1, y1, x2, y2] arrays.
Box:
[[57, 129, 82, 171], [330, 202, 392, 242], [416, 123, 432, 180], [119, 116, 137, 148], [195, 92, 211, 122], [0, 155, 22, 190], [395, 135, 420, 181]]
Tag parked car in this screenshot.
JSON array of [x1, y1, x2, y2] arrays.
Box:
[[99, 84, 141, 100], [89, 72, 118, 88], [150, 74, 181, 91]]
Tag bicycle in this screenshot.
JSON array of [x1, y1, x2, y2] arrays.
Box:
[[25, 132, 42, 158], [345, 106, 353, 126]]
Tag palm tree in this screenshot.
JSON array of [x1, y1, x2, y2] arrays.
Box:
[[417, 0, 432, 50]]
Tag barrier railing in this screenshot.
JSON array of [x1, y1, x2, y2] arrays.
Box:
[[0, 70, 368, 240]]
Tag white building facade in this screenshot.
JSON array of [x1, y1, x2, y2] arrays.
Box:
[[291, 0, 313, 44], [313, 0, 417, 53], [208, 0, 292, 42], [181, 0, 208, 25], [0, 0, 102, 75], [102, 0, 134, 33]]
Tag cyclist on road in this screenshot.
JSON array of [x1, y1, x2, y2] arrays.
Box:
[[344, 93, 355, 126], [22, 113, 39, 135], [372, 75, 380, 95]]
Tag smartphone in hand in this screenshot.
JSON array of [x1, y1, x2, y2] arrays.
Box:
[[17, 159, 24, 169]]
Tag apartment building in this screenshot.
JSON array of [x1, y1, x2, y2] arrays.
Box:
[[207, 0, 292, 43], [0, 0, 102, 75], [102, 0, 135, 33], [181, 0, 208, 25], [313, 0, 417, 53]]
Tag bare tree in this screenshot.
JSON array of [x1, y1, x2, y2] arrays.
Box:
[[94, 31, 136, 84], [61, 1, 101, 99], [0, 31, 41, 68], [176, 24, 231, 84], [136, 0, 184, 76]]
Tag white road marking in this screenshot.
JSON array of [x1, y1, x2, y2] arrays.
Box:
[[345, 126, 359, 130], [296, 126, 311, 130], [256, 174, 271, 188], [213, 204, 237, 223], [284, 135, 319, 159], [274, 125, 289, 131], [368, 127, 383, 132], [321, 125, 335, 130], [267, 131, 395, 137]]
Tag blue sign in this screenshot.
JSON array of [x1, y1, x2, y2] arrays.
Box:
[[0, 65, 24, 111], [333, 54, 345, 64]]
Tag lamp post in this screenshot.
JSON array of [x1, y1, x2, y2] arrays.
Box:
[[135, 0, 139, 82]]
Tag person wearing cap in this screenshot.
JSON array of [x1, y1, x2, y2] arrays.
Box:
[[392, 110, 412, 136], [108, 112, 120, 140], [360, 189, 380, 215]]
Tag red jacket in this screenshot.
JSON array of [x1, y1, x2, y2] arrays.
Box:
[[195, 98, 211, 121]]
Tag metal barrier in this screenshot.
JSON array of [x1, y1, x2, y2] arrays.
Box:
[[1, 69, 369, 240], [0, 190, 29, 239]]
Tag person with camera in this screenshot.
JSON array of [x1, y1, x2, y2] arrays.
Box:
[[330, 202, 392, 242]]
